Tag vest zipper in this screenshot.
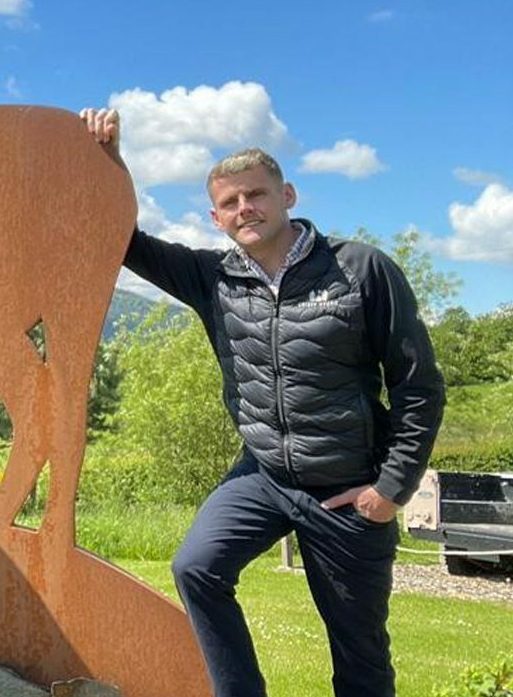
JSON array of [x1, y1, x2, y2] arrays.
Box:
[[270, 296, 296, 483]]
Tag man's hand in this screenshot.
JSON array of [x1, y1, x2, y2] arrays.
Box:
[[321, 485, 399, 523], [79, 108, 120, 151]]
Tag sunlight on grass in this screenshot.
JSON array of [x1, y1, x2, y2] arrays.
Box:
[[118, 556, 513, 697]]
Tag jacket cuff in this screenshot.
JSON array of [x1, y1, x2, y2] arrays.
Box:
[[373, 473, 423, 507]]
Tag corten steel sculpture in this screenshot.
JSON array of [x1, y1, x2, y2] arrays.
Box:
[[0, 106, 211, 697]]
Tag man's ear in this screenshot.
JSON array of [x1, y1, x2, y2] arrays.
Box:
[[283, 183, 297, 210], [210, 207, 223, 230]]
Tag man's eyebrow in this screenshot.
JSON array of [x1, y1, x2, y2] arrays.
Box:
[[218, 193, 238, 206], [241, 186, 268, 198], [218, 186, 268, 205]]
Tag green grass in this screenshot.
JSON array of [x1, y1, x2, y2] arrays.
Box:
[[67, 505, 439, 565], [75, 503, 197, 560], [436, 381, 513, 447], [13, 484, 505, 696], [396, 513, 440, 565], [17, 502, 440, 564], [117, 555, 513, 697]]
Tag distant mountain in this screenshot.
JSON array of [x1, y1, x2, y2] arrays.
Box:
[[101, 288, 181, 340]]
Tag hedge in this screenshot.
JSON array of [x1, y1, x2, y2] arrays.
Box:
[[431, 438, 513, 474]]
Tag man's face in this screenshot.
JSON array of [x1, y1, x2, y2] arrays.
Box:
[[209, 165, 296, 254]]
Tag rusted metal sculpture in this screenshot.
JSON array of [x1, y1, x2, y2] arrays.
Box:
[[0, 106, 211, 697]]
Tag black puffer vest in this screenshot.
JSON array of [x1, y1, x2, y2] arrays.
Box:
[[212, 231, 381, 488]]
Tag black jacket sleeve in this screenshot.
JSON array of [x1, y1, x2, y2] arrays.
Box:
[[123, 228, 223, 313], [346, 242, 445, 505]]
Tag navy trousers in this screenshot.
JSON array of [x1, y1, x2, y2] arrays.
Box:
[[172, 457, 399, 697]]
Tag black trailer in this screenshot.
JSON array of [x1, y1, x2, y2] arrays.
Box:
[[404, 469, 513, 575]]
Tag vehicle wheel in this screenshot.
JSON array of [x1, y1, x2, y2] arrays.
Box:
[[444, 548, 480, 576], [498, 555, 513, 575]]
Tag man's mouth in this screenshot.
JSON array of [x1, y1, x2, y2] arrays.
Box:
[[238, 220, 262, 230]]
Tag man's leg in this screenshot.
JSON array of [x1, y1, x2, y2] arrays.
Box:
[[296, 495, 398, 697], [172, 459, 292, 697]]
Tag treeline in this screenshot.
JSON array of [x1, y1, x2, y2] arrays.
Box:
[[0, 227, 511, 508], [82, 300, 513, 443], [430, 304, 513, 386], [80, 300, 512, 507], [0, 301, 511, 509]]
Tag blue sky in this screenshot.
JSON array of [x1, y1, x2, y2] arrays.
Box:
[[1, 0, 512, 316]]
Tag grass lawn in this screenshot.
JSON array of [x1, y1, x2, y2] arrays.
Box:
[[118, 555, 513, 697]]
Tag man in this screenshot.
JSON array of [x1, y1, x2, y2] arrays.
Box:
[[82, 108, 445, 697]]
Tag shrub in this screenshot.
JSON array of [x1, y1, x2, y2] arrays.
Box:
[[432, 656, 513, 697], [108, 307, 242, 506], [431, 438, 513, 474], [79, 438, 161, 508], [436, 382, 513, 448]]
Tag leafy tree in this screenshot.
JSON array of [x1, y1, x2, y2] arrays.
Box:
[[389, 228, 461, 320], [349, 227, 381, 247], [345, 227, 461, 320], [464, 304, 513, 383], [431, 304, 513, 386], [429, 307, 473, 386], [110, 305, 241, 506]]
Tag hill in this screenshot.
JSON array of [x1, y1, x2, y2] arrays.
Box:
[[102, 288, 181, 340]]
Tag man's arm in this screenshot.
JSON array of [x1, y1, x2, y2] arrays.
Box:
[[124, 228, 222, 311], [79, 108, 222, 311], [322, 244, 445, 522]]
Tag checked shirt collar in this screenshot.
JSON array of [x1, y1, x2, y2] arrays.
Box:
[[235, 221, 315, 297]]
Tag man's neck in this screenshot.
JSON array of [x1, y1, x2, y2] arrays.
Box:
[[245, 223, 300, 278]]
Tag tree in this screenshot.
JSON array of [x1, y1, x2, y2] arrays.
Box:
[[430, 305, 513, 386], [346, 226, 462, 320], [463, 306, 513, 383], [389, 228, 461, 320], [87, 341, 123, 438], [110, 305, 241, 506], [429, 307, 473, 386]]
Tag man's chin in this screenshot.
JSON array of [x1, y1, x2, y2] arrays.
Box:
[[236, 229, 265, 247], [238, 222, 264, 236]]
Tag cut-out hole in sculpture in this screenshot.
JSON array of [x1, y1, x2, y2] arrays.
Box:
[[26, 318, 47, 362], [0, 400, 13, 501], [14, 461, 50, 531], [0, 398, 13, 443]]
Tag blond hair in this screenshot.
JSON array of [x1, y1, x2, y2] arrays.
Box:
[[207, 148, 284, 196]]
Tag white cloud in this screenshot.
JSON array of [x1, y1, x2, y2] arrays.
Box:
[[453, 167, 502, 187], [0, 0, 30, 15], [117, 191, 230, 301], [123, 143, 213, 187], [116, 266, 167, 303], [427, 184, 513, 262], [1, 0, 37, 30], [136, 191, 227, 249], [299, 139, 386, 179], [3, 74, 22, 98], [108, 81, 290, 187], [367, 9, 394, 22]]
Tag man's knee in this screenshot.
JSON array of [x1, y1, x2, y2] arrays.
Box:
[[171, 544, 201, 588], [172, 542, 228, 598]]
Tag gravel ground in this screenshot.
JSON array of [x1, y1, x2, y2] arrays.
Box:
[[393, 563, 513, 605], [282, 559, 513, 605]]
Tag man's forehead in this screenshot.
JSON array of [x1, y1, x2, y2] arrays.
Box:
[[211, 165, 279, 191]]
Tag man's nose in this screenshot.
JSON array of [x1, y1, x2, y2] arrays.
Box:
[[238, 194, 254, 214]]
